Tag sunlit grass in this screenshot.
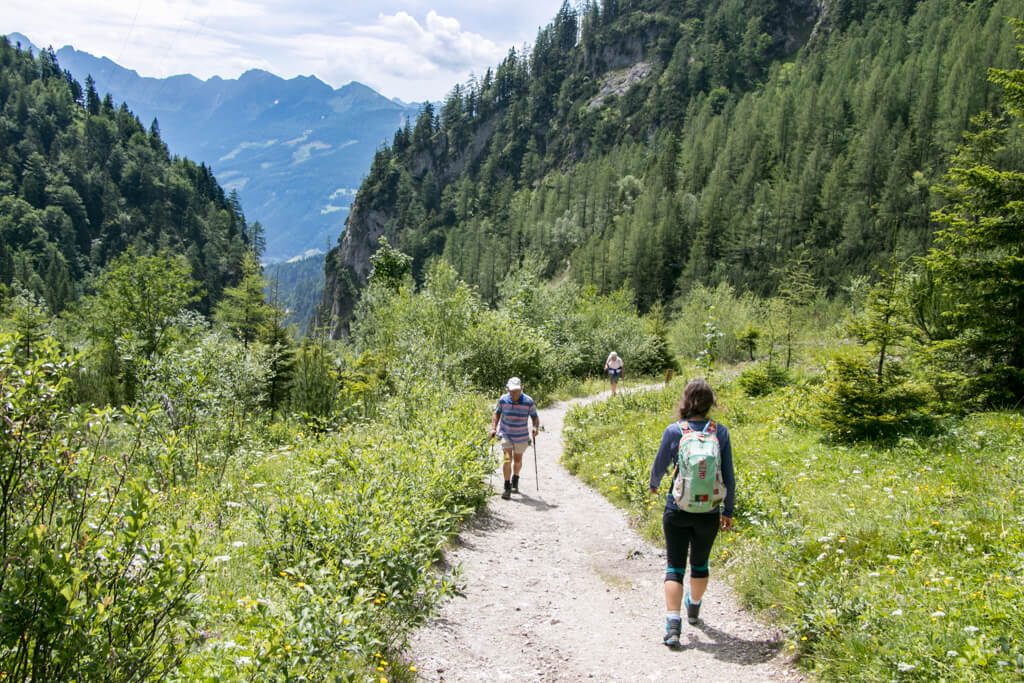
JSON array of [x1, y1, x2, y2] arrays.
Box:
[[563, 371, 1024, 681]]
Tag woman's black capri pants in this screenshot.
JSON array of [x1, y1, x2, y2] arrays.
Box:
[[663, 508, 720, 582]]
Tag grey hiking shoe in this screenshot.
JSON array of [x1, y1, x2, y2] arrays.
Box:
[[501, 482, 512, 500], [511, 475, 519, 493], [685, 593, 701, 625], [663, 618, 681, 646]]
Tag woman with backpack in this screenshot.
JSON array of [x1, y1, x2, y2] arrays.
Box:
[[648, 378, 735, 647]]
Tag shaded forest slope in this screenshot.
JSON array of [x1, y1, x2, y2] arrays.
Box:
[[0, 36, 258, 313], [321, 0, 1024, 336]]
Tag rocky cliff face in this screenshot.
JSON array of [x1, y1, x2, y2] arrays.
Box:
[[318, 202, 388, 338], [319, 114, 501, 337]]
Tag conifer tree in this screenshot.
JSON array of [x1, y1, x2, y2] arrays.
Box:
[[213, 252, 274, 348], [926, 23, 1024, 402]]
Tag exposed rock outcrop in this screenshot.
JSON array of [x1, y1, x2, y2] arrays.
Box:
[[587, 61, 653, 110]]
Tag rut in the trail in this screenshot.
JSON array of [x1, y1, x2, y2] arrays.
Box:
[[407, 391, 804, 682]]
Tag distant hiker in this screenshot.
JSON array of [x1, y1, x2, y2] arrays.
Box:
[[648, 378, 735, 647], [489, 377, 540, 500], [604, 351, 624, 396]]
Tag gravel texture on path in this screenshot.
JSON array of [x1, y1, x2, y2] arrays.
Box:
[[408, 389, 806, 682]]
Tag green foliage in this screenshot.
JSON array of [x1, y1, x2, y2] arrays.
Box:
[[736, 323, 760, 361], [0, 332, 203, 680], [695, 306, 724, 378], [846, 264, 915, 384], [461, 308, 556, 394], [74, 248, 200, 404], [214, 252, 276, 347], [177, 387, 492, 681], [737, 362, 790, 397], [817, 347, 934, 442], [287, 336, 345, 426], [368, 235, 414, 291], [2, 284, 51, 364], [773, 249, 820, 370], [671, 282, 781, 364], [923, 24, 1024, 402], [138, 329, 273, 488]]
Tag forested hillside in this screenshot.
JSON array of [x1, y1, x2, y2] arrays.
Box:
[[0, 36, 258, 313], [41, 33, 422, 263], [264, 253, 325, 335], [321, 0, 1024, 335]]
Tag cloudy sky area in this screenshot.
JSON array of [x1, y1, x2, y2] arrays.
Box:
[[5, 0, 565, 101]]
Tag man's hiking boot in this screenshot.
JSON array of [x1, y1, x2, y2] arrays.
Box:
[[501, 482, 512, 500], [685, 593, 701, 625], [663, 618, 681, 646], [511, 475, 520, 493]]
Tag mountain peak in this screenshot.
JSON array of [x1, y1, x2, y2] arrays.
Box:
[[4, 32, 37, 51]]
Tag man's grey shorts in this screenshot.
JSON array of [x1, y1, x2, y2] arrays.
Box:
[[500, 437, 529, 455]]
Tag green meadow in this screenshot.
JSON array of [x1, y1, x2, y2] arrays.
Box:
[[563, 374, 1024, 681]]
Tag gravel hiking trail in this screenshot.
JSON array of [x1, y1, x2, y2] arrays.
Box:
[[408, 389, 805, 682]]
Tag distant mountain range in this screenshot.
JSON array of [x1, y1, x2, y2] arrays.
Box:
[[6, 32, 423, 262]]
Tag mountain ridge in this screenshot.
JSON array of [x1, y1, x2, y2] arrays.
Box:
[[6, 31, 426, 262]]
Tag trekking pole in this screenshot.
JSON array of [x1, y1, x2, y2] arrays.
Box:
[[532, 435, 539, 492], [489, 438, 495, 489]]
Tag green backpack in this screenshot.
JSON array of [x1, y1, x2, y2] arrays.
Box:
[[671, 420, 726, 513]]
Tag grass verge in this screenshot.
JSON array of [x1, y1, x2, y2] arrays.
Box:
[[562, 375, 1024, 681]]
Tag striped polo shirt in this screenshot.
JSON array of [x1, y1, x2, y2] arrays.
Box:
[[494, 392, 538, 443]]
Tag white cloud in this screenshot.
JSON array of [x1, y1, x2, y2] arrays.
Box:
[[5, 1, 563, 101]]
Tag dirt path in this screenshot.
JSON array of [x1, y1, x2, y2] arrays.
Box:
[[408, 389, 804, 682]]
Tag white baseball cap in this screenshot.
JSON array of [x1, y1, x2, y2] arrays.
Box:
[[507, 377, 522, 390]]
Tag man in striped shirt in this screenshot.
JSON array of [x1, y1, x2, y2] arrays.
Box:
[[489, 377, 540, 500]]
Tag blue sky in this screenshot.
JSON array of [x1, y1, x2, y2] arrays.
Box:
[[5, 1, 566, 101]]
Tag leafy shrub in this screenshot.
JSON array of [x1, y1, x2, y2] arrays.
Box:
[[738, 363, 791, 397], [288, 338, 341, 418], [462, 308, 557, 395], [139, 329, 272, 486], [0, 333, 203, 680], [182, 386, 491, 680], [817, 348, 934, 442], [671, 282, 762, 363]]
